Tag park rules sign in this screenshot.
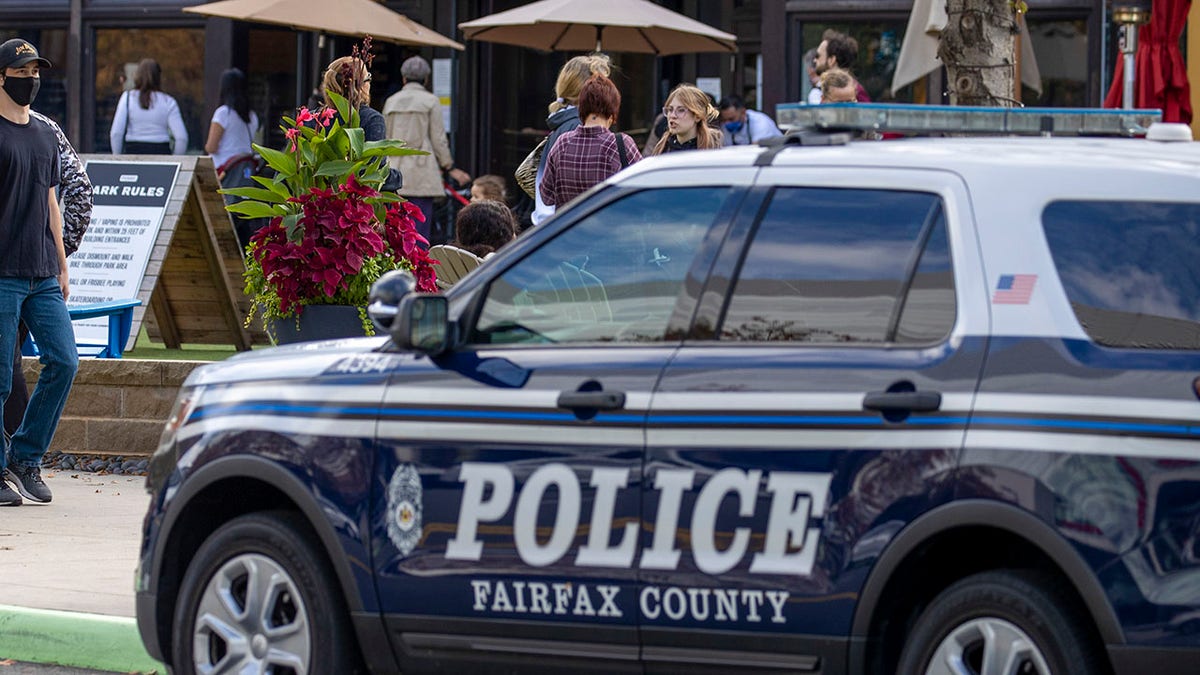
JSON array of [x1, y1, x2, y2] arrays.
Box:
[[69, 161, 180, 349]]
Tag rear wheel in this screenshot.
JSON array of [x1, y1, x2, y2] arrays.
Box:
[[897, 570, 1105, 675], [172, 511, 362, 674]]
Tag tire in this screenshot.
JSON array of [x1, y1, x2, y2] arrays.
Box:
[[171, 511, 363, 675], [897, 570, 1106, 675]]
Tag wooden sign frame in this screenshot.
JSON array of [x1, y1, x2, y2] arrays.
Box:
[[80, 154, 262, 351]]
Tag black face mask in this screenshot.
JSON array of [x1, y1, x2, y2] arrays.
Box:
[[2, 75, 40, 106]]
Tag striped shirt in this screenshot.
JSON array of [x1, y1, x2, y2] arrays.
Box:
[[540, 126, 641, 208]]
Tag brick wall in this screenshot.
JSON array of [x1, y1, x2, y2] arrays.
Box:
[[23, 358, 205, 457]]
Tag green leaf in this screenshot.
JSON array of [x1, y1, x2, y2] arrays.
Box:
[[327, 89, 351, 128], [314, 160, 356, 178], [282, 213, 302, 241], [220, 187, 288, 203], [345, 127, 365, 159], [226, 201, 283, 219], [252, 175, 290, 198], [256, 144, 296, 175]]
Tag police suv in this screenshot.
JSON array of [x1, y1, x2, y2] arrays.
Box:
[[137, 106, 1200, 675]]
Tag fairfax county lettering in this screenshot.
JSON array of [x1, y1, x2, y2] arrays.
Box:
[[468, 580, 791, 624]]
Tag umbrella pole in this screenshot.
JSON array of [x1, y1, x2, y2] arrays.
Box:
[[595, 25, 603, 53]]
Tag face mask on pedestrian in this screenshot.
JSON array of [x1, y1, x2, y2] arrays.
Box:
[[724, 119, 744, 134], [2, 75, 40, 106]]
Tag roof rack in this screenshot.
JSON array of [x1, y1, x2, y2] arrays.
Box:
[[775, 103, 1162, 138]]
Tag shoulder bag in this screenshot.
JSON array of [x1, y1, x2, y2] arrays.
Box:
[[515, 137, 547, 199]]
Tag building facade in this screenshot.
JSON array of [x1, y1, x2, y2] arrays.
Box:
[[0, 0, 1180, 188]]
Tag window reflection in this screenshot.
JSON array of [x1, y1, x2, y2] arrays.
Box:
[[1043, 201, 1200, 349], [722, 188, 953, 344], [474, 188, 731, 345], [93, 28, 205, 153]]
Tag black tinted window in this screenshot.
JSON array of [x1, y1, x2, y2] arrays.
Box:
[[1043, 200, 1200, 349], [474, 188, 732, 344], [721, 188, 954, 344]]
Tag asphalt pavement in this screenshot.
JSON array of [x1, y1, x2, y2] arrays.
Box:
[[0, 472, 164, 674]]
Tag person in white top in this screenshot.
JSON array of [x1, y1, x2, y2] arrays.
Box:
[[205, 68, 259, 173], [109, 58, 188, 154], [717, 94, 783, 146]]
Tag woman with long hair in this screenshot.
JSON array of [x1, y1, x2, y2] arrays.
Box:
[[531, 53, 611, 226], [651, 84, 723, 155], [320, 51, 400, 193], [540, 75, 641, 210], [109, 58, 188, 154], [205, 68, 259, 176]]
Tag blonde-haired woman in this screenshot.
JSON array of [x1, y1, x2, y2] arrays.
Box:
[[532, 53, 611, 225], [651, 84, 722, 155], [319, 54, 400, 192]]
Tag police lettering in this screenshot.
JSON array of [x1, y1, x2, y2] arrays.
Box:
[[446, 463, 832, 576]]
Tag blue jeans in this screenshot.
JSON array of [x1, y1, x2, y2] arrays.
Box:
[[0, 277, 78, 470]]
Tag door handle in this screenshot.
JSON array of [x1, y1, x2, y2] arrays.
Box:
[[557, 391, 626, 410], [862, 390, 942, 413]]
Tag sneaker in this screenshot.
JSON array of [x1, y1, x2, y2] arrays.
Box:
[[4, 464, 50, 503], [0, 479, 20, 506]]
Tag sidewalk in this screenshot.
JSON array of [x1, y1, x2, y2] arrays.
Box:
[[0, 472, 164, 673]]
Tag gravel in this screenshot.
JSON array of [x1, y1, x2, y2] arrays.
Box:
[[41, 450, 149, 476]]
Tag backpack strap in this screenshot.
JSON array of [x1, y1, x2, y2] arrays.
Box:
[[615, 132, 629, 169]]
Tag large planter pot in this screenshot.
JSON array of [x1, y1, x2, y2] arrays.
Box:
[[267, 304, 369, 345]]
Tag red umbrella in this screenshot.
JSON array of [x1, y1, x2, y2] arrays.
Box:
[[1103, 0, 1192, 124]]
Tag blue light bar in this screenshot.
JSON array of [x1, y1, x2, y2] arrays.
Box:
[[775, 103, 1163, 137]]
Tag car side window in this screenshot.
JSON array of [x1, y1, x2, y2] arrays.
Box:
[[474, 187, 734, 345], [1043, 200, 1200, 350], [720, 187, 954, 344]]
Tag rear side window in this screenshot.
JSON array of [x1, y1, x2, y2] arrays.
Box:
[[720, 187, 954, 344], [1043, 201, 1200, 350]]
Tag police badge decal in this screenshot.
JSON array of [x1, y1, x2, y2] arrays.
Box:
[[386, 464, 423, 556]]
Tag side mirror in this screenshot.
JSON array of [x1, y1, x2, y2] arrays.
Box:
[[368, 269, 450, 355], [389, 295, 449, 355]]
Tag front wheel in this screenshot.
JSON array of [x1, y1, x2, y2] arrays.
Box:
[[897, 570, 1105, 675], [172, 511, 362, 675]]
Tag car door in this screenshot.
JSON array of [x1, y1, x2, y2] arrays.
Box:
[[371, 177, 752, 671], [640, 168, 989, 672]]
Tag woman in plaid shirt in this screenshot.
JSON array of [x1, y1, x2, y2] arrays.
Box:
[[540, 75, 641, 210]]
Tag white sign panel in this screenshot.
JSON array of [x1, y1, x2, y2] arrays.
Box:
[[68, 161, 180, 349], [433, 57, 453, 132]]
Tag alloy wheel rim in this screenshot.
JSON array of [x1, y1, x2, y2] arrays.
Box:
[[923, 617, 1052, 675], [192, 552, 310, 675]]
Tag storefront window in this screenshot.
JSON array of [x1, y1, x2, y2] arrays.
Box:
[[93, 27, 205, 153], [0, 29, 68, 126], [1024, 19, 1089, 107], [799, 21, 914, 104]]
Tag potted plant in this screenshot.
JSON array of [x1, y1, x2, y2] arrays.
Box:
[[222, 83, 437, 343]]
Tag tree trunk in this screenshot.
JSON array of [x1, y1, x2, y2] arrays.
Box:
[[938, 0, 1018, 107]]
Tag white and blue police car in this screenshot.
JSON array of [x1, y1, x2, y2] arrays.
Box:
[[137, 106, 1200, 675]]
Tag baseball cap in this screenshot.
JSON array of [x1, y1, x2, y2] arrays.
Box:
[[0, 39, 52, 72]]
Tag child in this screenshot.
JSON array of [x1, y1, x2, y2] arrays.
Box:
[[470, 174, 508, 203], [453, 200, 516, 258]]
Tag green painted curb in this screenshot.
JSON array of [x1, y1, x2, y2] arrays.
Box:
[[0, 604, 165, 673]]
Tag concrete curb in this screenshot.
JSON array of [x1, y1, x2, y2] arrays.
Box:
[[0, 604, 165, 673]]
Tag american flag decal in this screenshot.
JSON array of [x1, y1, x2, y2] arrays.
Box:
[[993, 274, 1037, 304]]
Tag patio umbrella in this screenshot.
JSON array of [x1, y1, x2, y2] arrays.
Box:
[[458, 0, 737, 55], [1103, 0, 1192, 123], [891, 0, 1040, 96], [183, 0, 465, 50]]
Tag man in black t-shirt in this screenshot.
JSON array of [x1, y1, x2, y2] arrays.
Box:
[[0, 38, 79, 506]]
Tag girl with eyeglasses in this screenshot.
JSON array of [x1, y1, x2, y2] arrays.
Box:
[[651, 84, 723, 155]]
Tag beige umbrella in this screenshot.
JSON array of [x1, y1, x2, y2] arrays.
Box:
[[459, 0, 736, 55], [891, 0, 1039, 96], [183, 0, 465, 50]]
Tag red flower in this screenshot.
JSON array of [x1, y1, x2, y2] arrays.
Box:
[[248, 178, 439, 314], [295, 107, 316, 125]]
